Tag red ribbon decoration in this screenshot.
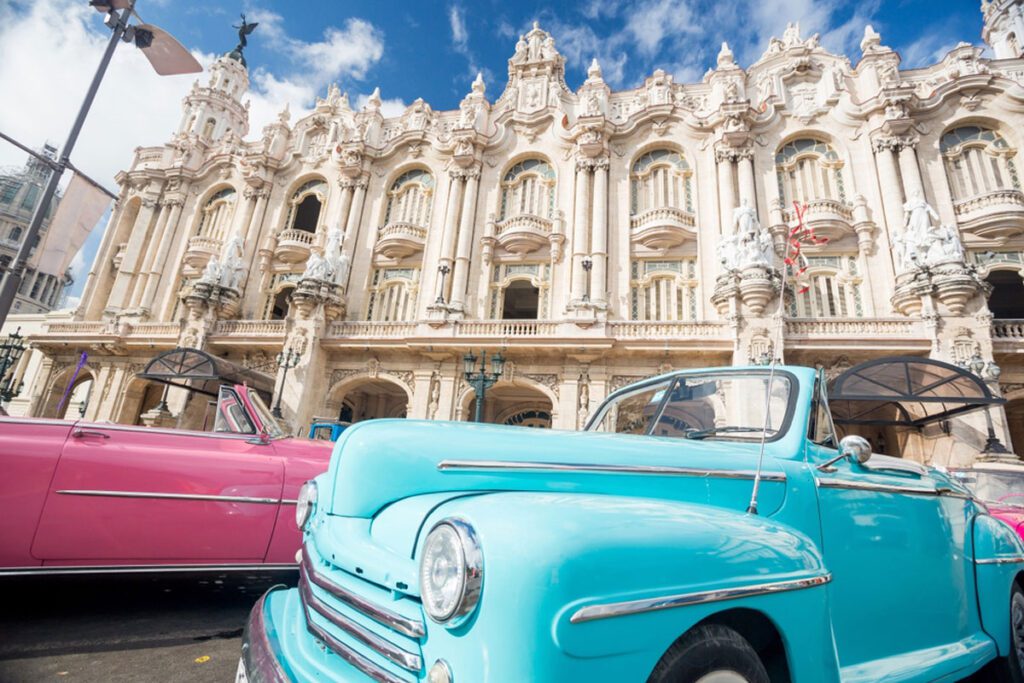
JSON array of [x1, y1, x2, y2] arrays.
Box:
[[782, 201, 829, 294]]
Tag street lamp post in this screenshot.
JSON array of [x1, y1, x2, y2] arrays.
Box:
[[0, 327, 26, 407], [272, 348, 302, 419], [463, 350, 505, 423], [435, 264, 451, 305], [581, 256, 593, 303], [0, 0, 201, 329]]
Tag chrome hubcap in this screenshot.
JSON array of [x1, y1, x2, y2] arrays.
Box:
[[1013, 593, 1024, 669], [695, 672, 748, 683]]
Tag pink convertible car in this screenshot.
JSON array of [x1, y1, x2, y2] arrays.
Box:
[[0, 360, 332, 575], [952, 462, 1024, 539]]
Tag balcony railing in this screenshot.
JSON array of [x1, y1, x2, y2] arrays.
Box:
[[784, 318, 924, 338], [327, 321, 418, 338], [953, 190, 1024, 240], [608, 321, 728, 339], [374, 222, 427, 259], [494, 214, 553, 255], [184, 235, 223, 269], [629, 206, 696, 249], [456, 320, 559, 336], [212, 320, 287, 337], [993, 319, 1024, 339], [275, 229, 316, 263]]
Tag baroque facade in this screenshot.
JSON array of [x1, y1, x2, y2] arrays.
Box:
[[19, 5, 1024, 464]]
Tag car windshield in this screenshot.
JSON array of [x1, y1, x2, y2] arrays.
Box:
[[246, 388, 285, 439], [951, 470, 1024, 509], [588, 371, 794, 441]]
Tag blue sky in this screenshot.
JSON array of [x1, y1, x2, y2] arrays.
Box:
[[0, 0, 983, 301]]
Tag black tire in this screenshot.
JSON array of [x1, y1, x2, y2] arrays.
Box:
[[989, 583, 1024, 683], [647, 623, 770, 683]]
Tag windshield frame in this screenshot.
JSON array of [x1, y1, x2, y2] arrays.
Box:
[[242, 385, 287, 439], [950, 467, 1024, 509], [585, 368, 799, 443]]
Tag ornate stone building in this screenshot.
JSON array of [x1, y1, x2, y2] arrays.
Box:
[[21, 5, 1024, 463]]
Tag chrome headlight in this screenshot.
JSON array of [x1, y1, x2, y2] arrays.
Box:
[[419, 518, 482, 626], [295, 481, 317, 530]]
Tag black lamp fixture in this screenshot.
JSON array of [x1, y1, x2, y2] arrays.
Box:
[[581, 256, 593, 303], [436, 263, 451, 305], [271, 348, 302, 419], [463, 350, 505, 423]]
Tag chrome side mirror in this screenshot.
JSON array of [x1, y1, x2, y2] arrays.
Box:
[[817, 435, 873, 472], [839, 435, 872, 465]]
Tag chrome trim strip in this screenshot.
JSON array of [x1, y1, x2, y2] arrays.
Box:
[[302, 546, 425, 639], [281, 499, 298, 505], [569, 573, 832, 624], [0, 563, 298, 577], [438, 460, 787, 482], [56, 489, 280, 505], [977, 556, 1024, 565], [300, 567, 421, 672], [303, 600, 409, 683], [815, 479, 940, 496], [70, 422, 260, 441]]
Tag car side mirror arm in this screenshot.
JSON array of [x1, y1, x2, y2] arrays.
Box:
[[817, 435, 873, 472], [246, 429, 270, 446]]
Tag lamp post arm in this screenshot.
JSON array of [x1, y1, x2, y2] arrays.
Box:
[[0, 2, 134, 329]]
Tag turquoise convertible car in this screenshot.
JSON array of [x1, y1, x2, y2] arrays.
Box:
[[239, 362, 1024, 683]]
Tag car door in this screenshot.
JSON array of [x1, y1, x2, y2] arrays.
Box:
[[31, 388, 285, 565], [811, 442, 979, 675]]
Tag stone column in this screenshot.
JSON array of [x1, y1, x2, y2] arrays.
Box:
[[898, 141, 925, 201], [570, 161, 592, 304], [872, 139, 905, 239], [437, 172, 465, 302], [127, 202, 169, 309], [450, 168, 480, 312], [737, 149, 756, 208], [716, 148, 736, 234], [139, 199, 184, 313], [340, 178, 368, 291], [106, 197, 159, 312], [335, 184, 354, 234], [591, 159, 609, 305]]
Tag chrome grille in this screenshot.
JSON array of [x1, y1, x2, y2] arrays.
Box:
[[300, 544, 424, 683]]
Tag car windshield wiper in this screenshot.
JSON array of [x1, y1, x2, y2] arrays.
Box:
[[682, 426, 776, 440]]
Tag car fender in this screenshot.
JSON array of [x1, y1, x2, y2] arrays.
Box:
[[974, 512, 1024, 657], [417, 492, 838, 682]]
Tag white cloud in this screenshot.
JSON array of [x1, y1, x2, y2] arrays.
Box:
[[355, 93, 408, 119], [449, 5, 469, 53], [624, 0, 700, 57]]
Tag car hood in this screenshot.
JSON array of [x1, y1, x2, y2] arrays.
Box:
[[989, 506, 1024, 535], [325, 419, 789, 518]]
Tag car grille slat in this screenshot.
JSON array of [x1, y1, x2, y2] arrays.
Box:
[[302, 546, 425, 639], [299, 566, 422, 673], [302, 601, 409, 683]]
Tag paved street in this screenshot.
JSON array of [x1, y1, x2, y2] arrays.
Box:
[[0, 572, 296, 683], [0, 570, 1003, 682]]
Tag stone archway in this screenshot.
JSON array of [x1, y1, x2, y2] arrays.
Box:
[[115, 376, 165, 425], [459, 380, 555, 428], [324, 374, 411, 425], [40, 366, 95, 419]]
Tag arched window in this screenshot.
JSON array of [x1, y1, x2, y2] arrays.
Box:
[[201, 118, 216, 140], [285, 179, 327, 234], [384, 169, 434, 227], [268, 285, 294, 320], [630, 260, 698, 321], [775, 138, 847, 206], [9, 226, 23, 243], [941, 126, 1020, 202], [790, 256, 863, 318], [196, 187, 236, 240], [366, 267, 419, 321], [500, 159, 555, 220], [630, 149, 693, 215], [487, 263, 549, 319], [986, 270, 1024, 318]]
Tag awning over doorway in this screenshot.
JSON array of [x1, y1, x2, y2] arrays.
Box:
[[138, 347, 275, 397], [828, 356, 1004, 428]]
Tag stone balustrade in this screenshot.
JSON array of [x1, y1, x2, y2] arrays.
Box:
[[327, 321, 418, 338], [44, 321, 107, 335], [212, 320, 287, 337], [993, 319, 1024, 339], [494, 214, 553, 255], [455, 320, 559, 337], [607, 321, 728, 339], [274, 229, 316, 263], [953, 190, 1024, 241], [629, 206, 696, 249], [183, 235, 223, 269], [374, 222, 428, 259], [784, 318, 924, 338]]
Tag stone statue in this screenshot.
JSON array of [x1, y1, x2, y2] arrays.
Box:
[[577, 380, 590, 428], [229, 14, 258, 65], [199, 256, 222, 285], [218, 233, 245, 290], [732, 198, 759, 239], [427, 373, 441, 420], [937, 223, 965, 261], [903, 191, 939, 237], [717, 233, 742, 271], [301, 251, 331, 282]]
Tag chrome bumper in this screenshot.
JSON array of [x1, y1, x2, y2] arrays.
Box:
[[240, 587, 292, 683]]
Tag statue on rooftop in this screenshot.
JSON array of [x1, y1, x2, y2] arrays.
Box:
[[229, 14, 259, 65]]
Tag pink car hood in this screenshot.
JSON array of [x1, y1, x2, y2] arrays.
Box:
[[989, 506, 1024, 539]]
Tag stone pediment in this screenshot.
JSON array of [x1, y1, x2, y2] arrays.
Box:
[[497, 22, 570, 117]]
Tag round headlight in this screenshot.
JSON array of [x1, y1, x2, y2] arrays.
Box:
[[295, 481, 317, 530], [419, 519, 482, 626]]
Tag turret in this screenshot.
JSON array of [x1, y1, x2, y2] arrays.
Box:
[[982, 0, 1024, 59], [175, 17, 256, 141]]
